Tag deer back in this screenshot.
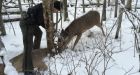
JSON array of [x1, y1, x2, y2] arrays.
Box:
[[62, 10, 100, 38]]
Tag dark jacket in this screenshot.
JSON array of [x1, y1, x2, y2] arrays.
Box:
[[27, 3, 45, 27]]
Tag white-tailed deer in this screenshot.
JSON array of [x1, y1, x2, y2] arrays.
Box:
[[58, 10, 105, 50], [10, 48, 47, 73]]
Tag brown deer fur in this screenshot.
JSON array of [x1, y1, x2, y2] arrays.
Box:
[[58, 10, 105, 50], [10, 48, 47, 72]]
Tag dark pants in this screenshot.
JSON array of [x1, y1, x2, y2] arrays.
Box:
[[33, 26, 42, 49], [20, 19, 42, 74], [20, 19, 34, 74], [20, 19, 43, 49]]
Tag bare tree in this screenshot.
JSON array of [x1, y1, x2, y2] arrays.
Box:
[[17, 0, 23, 15], [108, 0, 110, 6], [96, 0, 101, 7], [74, 0, 78, 19], [121, 0, 125, 4], [115, 0, 125, 39], [115, 7, 123, 39], [0, 0, 6, 36], [125, 0, 132, 11], [135, 0, 138, 12], [0, 37, 5, 75], [42, 0, 55, 56], [114, 0, 118, 17], [82, 0, 85, 13], [64, 0, 68, 21], [102, 0, 106, 21]]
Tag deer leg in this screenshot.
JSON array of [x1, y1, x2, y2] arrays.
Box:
[[63, 35, 73, 49], [33, 26, 42, 49], [72, 34, 82, 50]]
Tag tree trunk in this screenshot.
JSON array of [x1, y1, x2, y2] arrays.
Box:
[[0, 0, 6, 36], [125, 0, 132, 11], [114, 0, 118, 17], [121, 0, 125, 4], [42, 0, 55, 56], [96, 0, 100, 7], [115, 7, 123, 39], [64, 0, 68, 21], [74, 0, 78, 19], [108, 0, 110, 6], [17, 0, 23, 15], [115, 0, 125, 39], [82, 0, 85, 13], [135, 0, 138, 12], [0, 37, 5, 75], [102, 0, 106, 21]]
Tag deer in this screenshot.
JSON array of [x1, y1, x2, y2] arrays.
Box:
[[58, 10, 105, 51], [10, 48, 48, 74]]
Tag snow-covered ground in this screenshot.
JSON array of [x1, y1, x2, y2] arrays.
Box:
[[0, 0, 140, 75]]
